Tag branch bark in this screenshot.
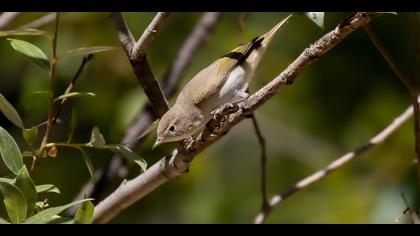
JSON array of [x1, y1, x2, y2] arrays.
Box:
[[255, 96, 418, 223], [91, 12, 377, 224], [0, 12, 22, 30], [17, 12, 56, 29]]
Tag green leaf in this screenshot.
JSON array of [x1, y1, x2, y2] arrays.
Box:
[[0, 180, 27, 223], [35, 184, 60, 194], [54, 92, 96, 102], [61, 46, 116, 58], [0, 93, 24, 129], [14, 166, 37, 217], [0, 127, 24, 175], [77, 148, 95, 183], [305, 12, 325, 29], [0, 217, 9, 224], [88, 126, 106, 148], [22, 126, 38, 148], [24, 199, 93, 224], [0, 29, 48, 37], [67, 108, 77, 143], [378, 12, 398, 15], [74, 200, 94, 224], [0, 177, 14, 184], [8, 38, 50, 70], [47, 217, 77, 224], [110, 144, 147, 172]]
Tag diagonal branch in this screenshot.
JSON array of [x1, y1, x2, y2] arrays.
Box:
[[110, 12, 169, 117], [0, 12, 22, 30], [255, 97, 418, 223], [17, 12, 56, 29], [91, 12, 377, 224]]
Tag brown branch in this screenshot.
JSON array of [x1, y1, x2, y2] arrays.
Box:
[[17, 12, 56, 29], [110, 12, 169, 117], [255, 99, 417, 223], [0, 12, 22, 30], [66, 13, 223, 213], [53, 54, 93, 124], [91, 12, 377, 224], [250, 113, 268, 209], [364, 24, 420, 183]]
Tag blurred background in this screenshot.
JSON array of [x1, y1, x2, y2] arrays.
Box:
[[0, 12, 419, 223]]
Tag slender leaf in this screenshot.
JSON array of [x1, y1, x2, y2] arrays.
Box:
[[305, 12, 325, 29], [15, 165, 37, 217], [74, 200, 94, 224], [0, 29, 48, 37], [0, 127, 23, 175], [110, 144, 147, 172], [22, 126, 38, 148], [24, 199, 92, 224], [47, 217, 76, 224], [22, 151, 33, 158], [35, 184, 60, 194], [54, 92, 96, 102], [77, 148, 95, 183], [0, 177, 14, 184], [88, 126, 106, 148], [61, 46, 116, 58], [0, 180, 27, 224], [8, 38, 50, 70], [67, 108, 77, 143], [0, 93, 24, 129]]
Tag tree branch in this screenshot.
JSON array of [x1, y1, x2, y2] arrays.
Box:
[[17, 12, 56, 29], [111, 12, 169, 117], [255, 97, 418, 223], [67, 12, 223, 211], [91, 12, 377, 224], [0, 12, 22, 30]]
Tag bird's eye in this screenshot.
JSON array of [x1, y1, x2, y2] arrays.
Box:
[[168, 125, 176, 133]]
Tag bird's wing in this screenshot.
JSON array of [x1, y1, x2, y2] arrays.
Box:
[[184, 14, 292, 105]]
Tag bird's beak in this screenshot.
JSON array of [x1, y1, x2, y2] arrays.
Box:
[[153, 138, 163, 149]]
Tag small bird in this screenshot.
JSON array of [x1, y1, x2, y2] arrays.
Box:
[[154, 15, 292, 148]]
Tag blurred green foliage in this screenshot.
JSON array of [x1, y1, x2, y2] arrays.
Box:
[[0, 12, 419, 223]]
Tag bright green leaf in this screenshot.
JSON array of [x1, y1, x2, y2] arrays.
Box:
[[0, 127, 24, 175], [67, 108, 77, 143], [0, 177, 14, 184], [0, 93, 24, 129], [0, 180, 27, 223], [61, 46, 116, 58], [24, 199, 93, 224], [54, 92, 96, 102], [110, 144, 147, 172], [15, 166, 37, 218], [77, 148, 95, 183], [22, 126, 38, 148], [74, 200, 94, 224], [305, 12, 325, 29], [8, 38, 50, 70], [35, 184, 60, 194], [0, 29, 48, 37], [88, 126, 106, 148]]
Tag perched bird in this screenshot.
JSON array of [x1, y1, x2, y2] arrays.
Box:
[[154, 15, 292, 148]]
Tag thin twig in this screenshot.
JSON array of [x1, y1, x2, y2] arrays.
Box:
[[68, 13, 223, 208], [111, 12, 169, 117], [250, 113, 268, 209], [91, 12, 376, 224], [364, 24, 420, 183], [255, 100, 417, 223], [131, 12, 170, 59], [33, 13, 60, 172], [17, 12, 56, 29], [0, 12, 22, 30], [53, 54, 94, 124]]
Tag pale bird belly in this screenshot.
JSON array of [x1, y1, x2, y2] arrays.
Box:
[[217, 65, 250, 106]]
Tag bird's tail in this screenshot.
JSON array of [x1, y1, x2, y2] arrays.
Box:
[[245, 14, 292, 73]]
